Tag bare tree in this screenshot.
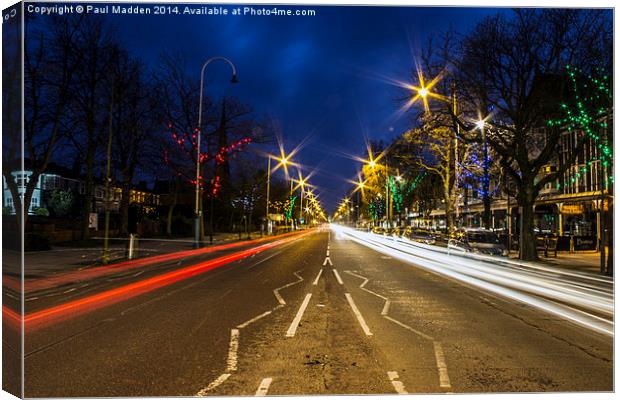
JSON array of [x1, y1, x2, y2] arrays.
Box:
[[154, 54, 273, 235], [9, 15, 84, 230], [398, 125, 463, 231], [63, 16, 115, 240], [108, 50, 159, 235]]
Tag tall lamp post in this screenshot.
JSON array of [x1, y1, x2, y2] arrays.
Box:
[[409, 74, 461, 231], [265, 147, 295, 235], [293, 172, 309, 228], [194, 57, 238, 249]]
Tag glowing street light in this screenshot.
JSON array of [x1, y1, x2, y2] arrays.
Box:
[[265, 145, 297, 234], [397, 67, 448, 113], [292, 171, 312, 227]]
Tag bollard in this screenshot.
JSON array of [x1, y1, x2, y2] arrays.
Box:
[[127, 234, 138, 260]]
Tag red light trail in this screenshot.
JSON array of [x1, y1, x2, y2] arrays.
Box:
[[5, 230, 306, 294], [4, 229, 315, 332]]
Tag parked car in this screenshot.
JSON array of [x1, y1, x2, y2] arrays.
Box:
[[371, 226, 385, 235], [405, 228, 438, 245], [384, 227, 396, 236], [393, 226, 407, 237], [448, 229, 507, 256]]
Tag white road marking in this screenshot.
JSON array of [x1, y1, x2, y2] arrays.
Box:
[[344, 293, 373, 336], [286, 293, 312, 337], [326, 250, 330, 257], [226, 329, 240, 372], [237, 309, 278, 329], [273, 271, 304, 305], [342, 270, 451, 390], [197, 373, 231, 396], [344, 270, 389, 314], [312, 269, 323, 285], [433, 342, 451, 389], [322, 257, 333, 266], [381, 300, 391, 316], [387, 371, 408, 394], [332, 269, 343, 285], [255, 377, 273, 396], [247, 249, 286, 269], [383, 315, 433, 341]]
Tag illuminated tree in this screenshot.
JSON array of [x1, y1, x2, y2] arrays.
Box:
[[398, 125, 460, 231], [427, 9, 612, 260]]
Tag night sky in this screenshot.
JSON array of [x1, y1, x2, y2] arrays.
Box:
[[80, 4, 502, 212]]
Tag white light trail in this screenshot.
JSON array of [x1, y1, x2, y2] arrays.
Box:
[[331, 225, 613, 336]]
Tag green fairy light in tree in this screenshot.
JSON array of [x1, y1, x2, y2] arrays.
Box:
[[548, 65, 612, 190]]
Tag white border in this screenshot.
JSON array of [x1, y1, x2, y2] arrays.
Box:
[[0, 1, 616, 400]]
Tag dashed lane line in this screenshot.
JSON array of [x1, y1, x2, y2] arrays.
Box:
[[332, 269, 343, 285], [273, 271, 304, 305], [196, 271, 304, 395], [226, 329, 240, 372], [384, 315, 433, 341], [345, 270, 452, 390], [344, 293, 373, 336], [312, 269, 323, 286], [247, 249, 287, 270], [255, 377, 273, 396], [344, 270, 390, 315], [237, 307, 282, 329], [433, 342, 451, 389], [387, 371, 408, 394], [197, 373, 231, 396], [286, 293, 313, 337]]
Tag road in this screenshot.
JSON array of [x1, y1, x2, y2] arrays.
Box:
[[8, 226, 613, 396]]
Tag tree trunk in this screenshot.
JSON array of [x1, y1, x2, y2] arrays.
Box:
[[22, 171, 42, 230], [3, 172, 24, 233], [483, 193, 491, 229], [517, 183, 538, 261], [81, 142, 95, 240], [443, 171, 454, 232]]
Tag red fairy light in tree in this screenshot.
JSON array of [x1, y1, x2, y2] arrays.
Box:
[[163, 121, 252, 197]]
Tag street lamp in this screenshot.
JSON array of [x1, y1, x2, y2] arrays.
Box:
[[292, 171, 310, 229], [406, 69, 462, 230], [194, 57, 238, 249], [266, 147, 296, 235], [352, 174, 366, 227]]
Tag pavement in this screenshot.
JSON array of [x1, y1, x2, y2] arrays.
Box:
[[534, 251, 607, 274], [2, 231, 270, 281], [2, 225, 613, 396]]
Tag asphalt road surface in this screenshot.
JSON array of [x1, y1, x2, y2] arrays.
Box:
[[13, 227, 613, 396]]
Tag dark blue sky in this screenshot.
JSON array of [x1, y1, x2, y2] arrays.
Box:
[[105, 4, 501, 212]]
